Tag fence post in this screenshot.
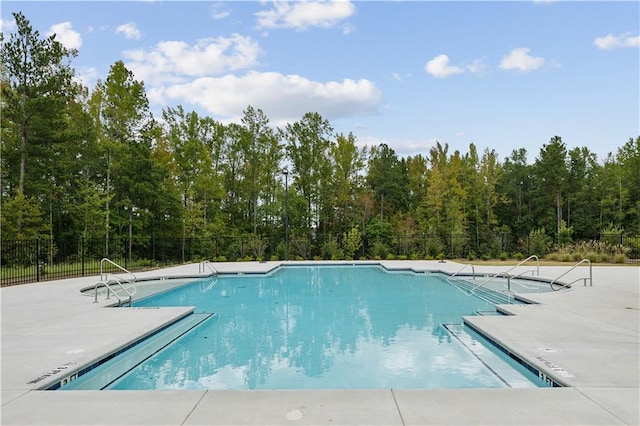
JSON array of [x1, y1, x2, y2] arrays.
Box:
[[81, 237, 85, 277], [36, 238, 41, 282]]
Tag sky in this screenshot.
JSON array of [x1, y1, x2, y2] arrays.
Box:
[[1, 1, 639, 163]]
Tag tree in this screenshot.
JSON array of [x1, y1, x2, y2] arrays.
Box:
[[496, 148, 533, 240], [566, 147, 599, 238], [238, 106, 282, 235], [421, 142, 466, 246], [282, 112, 333, 239], [617, 137, 640, 233], [366, 143, 409, 220], [1, 11, 78, 236], [162, 106, 225, 240], [99, 61, 155, 260], [532, 136, 568, 242], [329, 132, 367, 235]]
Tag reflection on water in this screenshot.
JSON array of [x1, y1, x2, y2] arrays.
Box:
[[115, 266, 501, 390]]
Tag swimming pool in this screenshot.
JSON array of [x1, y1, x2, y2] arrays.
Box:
[[62, 265, 547, 390]]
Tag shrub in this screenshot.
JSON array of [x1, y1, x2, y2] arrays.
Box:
[[546, 252, 561, 261], [558, 220, 573, 245], [513, 252, 524, 261], [371, 241, 389, 260], [614, 254, 627, 264], [529, 228, 552, 256], [322, 238, 343, 260], [425, 238, 444, 259], [342, 227, 363, 260], [246, 236, 268, 260], [499, 252, 508, 261]]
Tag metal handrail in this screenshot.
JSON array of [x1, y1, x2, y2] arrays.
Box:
[[93, 277, 134, 306], [447, 263, 476, 283], [550, 259, 592, 291], [467, 255, 540, 294], [100, 258, 136, 283], [199, 260, 218, 275]]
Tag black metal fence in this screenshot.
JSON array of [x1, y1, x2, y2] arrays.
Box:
[[2, 233, 638, 286]]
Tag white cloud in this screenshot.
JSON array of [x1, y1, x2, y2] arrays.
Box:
[[159, 71, 381, 124], [392, 72, 412, 83], [123, 35, 261, 85], [47, 22, 82, 50], [499, 47, 545, 72], [425, 54, 464, 78], [594, 33, 640, 50], [74, 66, 100, 87], [466, 58, 488, 74], [256, 1, 356, 31], [211, 3, 230, 20], [1, 17, 17, 33], [116, 22, 141, 40], [357, 135, 439, 157]]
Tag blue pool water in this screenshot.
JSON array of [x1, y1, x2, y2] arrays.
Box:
[[65, 265, 544, 390]]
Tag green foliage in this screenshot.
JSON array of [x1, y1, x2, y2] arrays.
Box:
[[322, 238, 343, 260], [528, 228, 552, 256], [341, 227, 363, 259], [0, 193, 49, 240], [546, 240, 630, 263], [558, 220, 573, 245], [425, 237, 444, 259], [371, 241, 389, 260], [364, 218, 393, 245], [2, 13, 639, 263], [246, 236, 269, 261]]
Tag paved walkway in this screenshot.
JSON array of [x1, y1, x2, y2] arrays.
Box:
[[1, 261, 638, 425]]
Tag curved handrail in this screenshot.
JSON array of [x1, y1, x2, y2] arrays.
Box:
[[100, 258, 136, 282], [468, 255, 540, 294], [550, 259, 592, 291], [199, 260, 218, 275], [93, 276, 134, 306], [447, 263, 476, 283]]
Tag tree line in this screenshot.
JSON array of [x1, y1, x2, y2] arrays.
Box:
[[1, 12, 639, 261]]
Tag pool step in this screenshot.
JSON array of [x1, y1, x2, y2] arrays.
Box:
[[443, 324, 538, 388], [447, 278, 515, 305], [475, 310, 505, 316], [60, 312, 214, 390]]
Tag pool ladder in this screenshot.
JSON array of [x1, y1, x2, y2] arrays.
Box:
[[93, 258, 137, 306], [199, 260, 218, 276]]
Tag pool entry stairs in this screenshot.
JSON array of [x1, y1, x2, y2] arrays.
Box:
[[446, 278, 515, 306], [59, 312, 214, 390], [442, 324, 540, 388]]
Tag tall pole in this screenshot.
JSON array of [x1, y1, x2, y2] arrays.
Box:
[[284, 169, 289, 261]]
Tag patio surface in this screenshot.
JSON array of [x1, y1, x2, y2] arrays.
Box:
[[1, 260, 638, 425]]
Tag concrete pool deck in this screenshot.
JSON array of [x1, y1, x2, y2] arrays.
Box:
[[1, 260, 638, 425]]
